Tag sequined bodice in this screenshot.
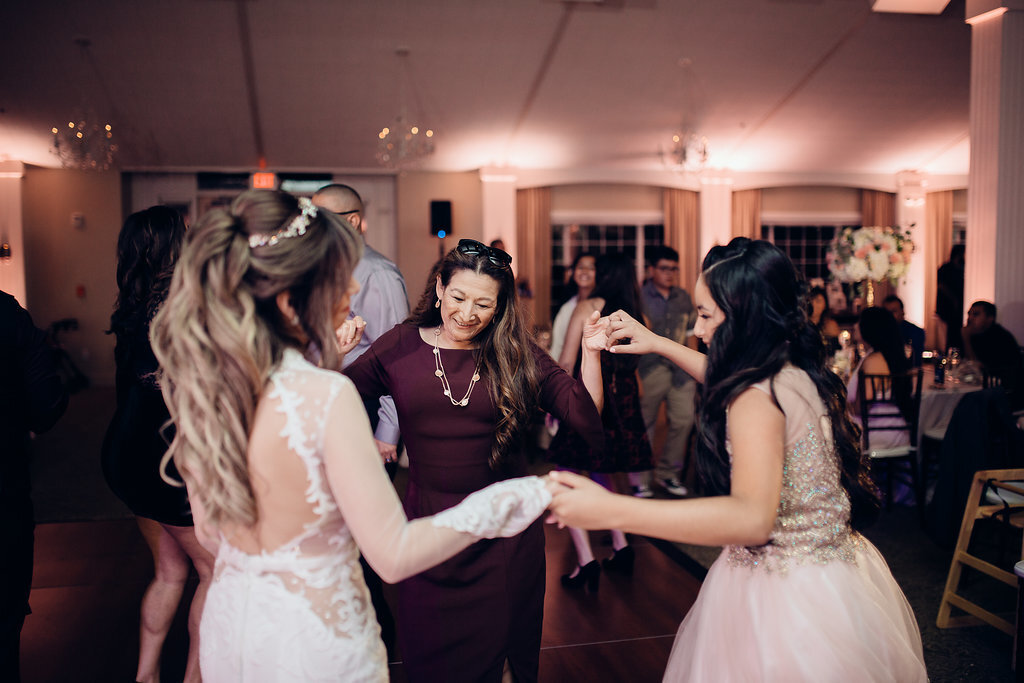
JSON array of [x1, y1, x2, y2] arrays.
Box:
[[726, 366, 860, 573]]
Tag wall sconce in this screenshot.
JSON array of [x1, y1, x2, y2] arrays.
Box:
[[0, 241, 11, 261]]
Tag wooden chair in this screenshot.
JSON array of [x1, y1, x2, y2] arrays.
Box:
[[858, 369, 924, 509], [937, 468, 1024, 636]]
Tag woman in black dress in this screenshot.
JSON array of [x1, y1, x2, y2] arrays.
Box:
[[101, 206, 214, 683], [548, 252, 653, 591], [345, 239, 607, 682]]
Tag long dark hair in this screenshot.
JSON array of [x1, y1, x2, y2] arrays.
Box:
[[857, 306, 912, 419], [696, 238, 879, 530], [589, 251, 643, 320], [110, 206, 188, 342], [407, 244, 539, 471], [857, 307, 910, 375]]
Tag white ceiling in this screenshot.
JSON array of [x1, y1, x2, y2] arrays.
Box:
[[0, 0, 972, 181]]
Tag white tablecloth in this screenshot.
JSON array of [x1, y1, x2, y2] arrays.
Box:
[[918, 382, 983, 443]]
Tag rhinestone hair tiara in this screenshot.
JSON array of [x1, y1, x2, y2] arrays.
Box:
[[248, 197, 318, 249]]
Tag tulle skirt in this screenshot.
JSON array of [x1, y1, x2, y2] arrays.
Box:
[[663, 536, 926, 682]]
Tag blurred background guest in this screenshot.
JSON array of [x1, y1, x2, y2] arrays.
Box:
[[550, 251, 597, 364], [962, 300, 1023, 406], [808, 286, 841, 356], [548, 252, 653, 591], [883, 294, 925, 367], [0, 290, 68, 683], [101, 206, 213, 683], [846, 307, 913, 458], [935, 244, 965, 352], [628, 245, 696, 500]]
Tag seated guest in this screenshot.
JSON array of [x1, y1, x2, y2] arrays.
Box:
[[962, 301, 1022, 405], [963, 301, 1020, 370], [808, 286, 841, 355], [847, 307, 913, 453], [883, 294, 925, 367]]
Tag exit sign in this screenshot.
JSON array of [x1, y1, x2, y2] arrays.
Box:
[[252, 172, 277, 189]]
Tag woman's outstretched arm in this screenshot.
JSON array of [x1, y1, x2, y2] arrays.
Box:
[[547, 386, 784, 547], [604, 309, 707, 383], [325, 379, 550, 583], [577, 309, 608, 414]]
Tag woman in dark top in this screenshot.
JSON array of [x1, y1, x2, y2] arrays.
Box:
[[548, 252, 653, 591], [345, 239, 607, 682], [100, 206, 213, 683]]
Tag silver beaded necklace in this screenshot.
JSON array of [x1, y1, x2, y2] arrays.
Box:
[[432, 326, 482, 407]]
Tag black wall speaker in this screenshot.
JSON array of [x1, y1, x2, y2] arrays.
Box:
[[430, 200, 452, 237]]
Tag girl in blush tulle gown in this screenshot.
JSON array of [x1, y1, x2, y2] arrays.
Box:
[[548, 238, 927, 682], [151, 191, 555, 682]]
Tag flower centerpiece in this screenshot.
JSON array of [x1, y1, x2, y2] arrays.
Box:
[[827, 225, 915, 308]]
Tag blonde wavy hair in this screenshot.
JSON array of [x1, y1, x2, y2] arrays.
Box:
[[150, 190, 362, 528]]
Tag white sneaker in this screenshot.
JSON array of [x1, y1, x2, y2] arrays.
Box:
[[631, 484, 654, 498], [659, 478, 689, 497]]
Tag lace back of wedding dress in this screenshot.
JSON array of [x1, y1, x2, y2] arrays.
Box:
[[199, 350, 388, 682]]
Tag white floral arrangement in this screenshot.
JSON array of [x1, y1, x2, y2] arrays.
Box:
[[826, 225, 915, 284]]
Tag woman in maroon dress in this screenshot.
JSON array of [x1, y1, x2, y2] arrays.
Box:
[[345, 239, 607, 682]]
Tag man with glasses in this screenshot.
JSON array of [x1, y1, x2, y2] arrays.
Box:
[[628, 245, 696, 498], [312, 183, 408, 655]]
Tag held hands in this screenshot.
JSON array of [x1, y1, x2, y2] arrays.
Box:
[[431, 476, 553, 539], [581, 309, 612, 354], [335, 316, 366, 355], [603, 310, 658, 355], [544, 470, 615, 530]]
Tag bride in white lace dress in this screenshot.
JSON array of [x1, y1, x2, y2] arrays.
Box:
[[151, 190, 563, 681]]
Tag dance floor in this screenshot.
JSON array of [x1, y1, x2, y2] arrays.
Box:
[[22, 518, 700, 682]]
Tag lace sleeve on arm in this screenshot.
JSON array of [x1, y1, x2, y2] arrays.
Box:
[[322, 377, 550, 583], [430, 477, 551, 537]]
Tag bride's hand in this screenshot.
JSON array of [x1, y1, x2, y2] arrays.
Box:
[[335, 316, 366, 355], [605, 310, 658, 355]]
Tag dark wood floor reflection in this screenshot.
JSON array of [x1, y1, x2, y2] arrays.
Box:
[[23, 519, 700, 682]]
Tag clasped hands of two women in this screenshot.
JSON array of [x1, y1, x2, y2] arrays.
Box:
[[332, 309, 654, 529]]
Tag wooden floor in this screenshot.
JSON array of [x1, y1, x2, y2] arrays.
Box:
[[22, 518, 701, 682]]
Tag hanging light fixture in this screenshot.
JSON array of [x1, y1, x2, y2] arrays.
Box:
[[52, 116, 117, 171], [662, 131, 709, 173], [376, 47, 435, 168], [50, 38, 118, 171]]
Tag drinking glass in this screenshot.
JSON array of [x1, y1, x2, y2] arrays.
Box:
[[947, 347, 961, 385]]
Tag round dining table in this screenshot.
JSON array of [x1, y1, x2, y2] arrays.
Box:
[[918, 380, 983, 444]]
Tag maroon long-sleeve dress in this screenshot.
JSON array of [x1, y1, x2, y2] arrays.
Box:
[[345, 323, 604, 682]]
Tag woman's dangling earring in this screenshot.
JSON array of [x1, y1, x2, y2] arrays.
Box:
[[435, 299, 440, 309], [291, 314, 301, 327]]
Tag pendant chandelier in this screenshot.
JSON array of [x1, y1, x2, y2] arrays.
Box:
[[376, 47, 435, 168], [52, 113, 117, 171], [662, 131, 709, 174], [50, 38, 118, 171]]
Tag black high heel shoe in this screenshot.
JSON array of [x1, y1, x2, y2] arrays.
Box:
[[602, 546, 635, 576], [560, 560, 600, 592]]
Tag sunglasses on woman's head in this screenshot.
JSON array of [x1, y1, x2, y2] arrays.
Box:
[[456, 239, 512, 269]]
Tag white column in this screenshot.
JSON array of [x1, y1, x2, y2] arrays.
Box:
[[895, 170, 928, 327], [0, 161, 26, 306], [479, 168, 518, 255], [698, 172, 734, 261], [965, 1, 1024, 339]]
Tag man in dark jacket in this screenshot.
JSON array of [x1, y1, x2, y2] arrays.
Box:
[[0, 291, 68, 682]]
